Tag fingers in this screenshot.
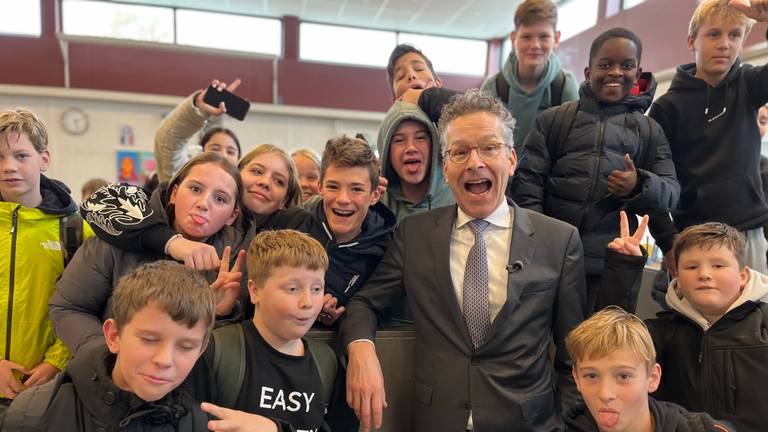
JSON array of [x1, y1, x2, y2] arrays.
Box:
[[232, 249, 246, 273], [323, 295, 338, 310], [227, 78, 242, 92], [619, 210, 629, 238], [634, 214, 649, 242], [623, 153, 636, 172], [219, 246, 232, 275]]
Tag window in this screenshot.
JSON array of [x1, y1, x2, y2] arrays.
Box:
[[300, 23, 396, 67], [0, 0, 41, 36], [557, 0, 599, 41], [623, 0, 646, 10], [398, 33, 487, 76], [176, 10, 281, 56], [500, 36, 513, 70], [62, 0, 173, 43]]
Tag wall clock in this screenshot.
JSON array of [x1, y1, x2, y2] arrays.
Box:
[[61, 107, 89, 135]]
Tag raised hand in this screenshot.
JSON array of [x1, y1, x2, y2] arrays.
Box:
[[201, 402, 278, 432], [607, 154, 639, 198], [195, 79, 243, 117], [210, 246, 246, 315], [317, 293, 346, 326], [0, 359, 29, 399], [729, 0, 768, 21], [23, 361, 60, 388], [607, 210, 649, 257]]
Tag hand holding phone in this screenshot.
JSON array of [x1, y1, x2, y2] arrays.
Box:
[[200, 80, 251, 121]]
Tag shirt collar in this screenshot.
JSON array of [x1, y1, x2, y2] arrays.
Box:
[[456, 199, 512, 230]]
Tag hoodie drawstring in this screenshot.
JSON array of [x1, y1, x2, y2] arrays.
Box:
[[705, 83, 729, 123]]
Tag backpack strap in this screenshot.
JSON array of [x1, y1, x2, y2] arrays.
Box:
[[549, 70, 567, 107], [2, 373, 69, 431], [638, 115, 656, 171], [495, 73, 510, 105], [545, 100, 580, 162], [59, 213, 84, 267], [212, 324, 246, 409], [305, 336, 338, 410]]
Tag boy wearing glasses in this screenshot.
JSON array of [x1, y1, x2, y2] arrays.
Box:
[[513, 27, 679, 312]]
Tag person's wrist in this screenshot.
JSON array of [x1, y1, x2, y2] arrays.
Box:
[[164, 233, 184, 255]]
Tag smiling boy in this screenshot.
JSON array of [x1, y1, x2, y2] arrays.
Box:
[[514, 27, 679, 312], [647, 0, 768, 274], [564, 307, 731, 432]]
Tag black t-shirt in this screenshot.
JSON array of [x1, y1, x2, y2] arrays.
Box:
[[189, 321, 326, 432]]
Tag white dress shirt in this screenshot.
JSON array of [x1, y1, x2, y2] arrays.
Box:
[[450, 200, 514, 323]]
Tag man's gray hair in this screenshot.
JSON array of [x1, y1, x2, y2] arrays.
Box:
[[438, 89, 516, 152]]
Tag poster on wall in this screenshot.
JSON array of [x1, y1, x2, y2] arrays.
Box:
[[117, 151, 156, 186]]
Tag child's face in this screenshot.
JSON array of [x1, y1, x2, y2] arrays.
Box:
[[170, 163, 239, 241], [391, 52, 441, 100], [249, 265, 325, 347], [104, 302, 208, 402], [687, 18, 745, 85], [676, 244, 749, 323], [292, 154, 321, 203], [573, 349, 660, 432], [512, 21, 560, 70], [758, 106, 768, 139], [321, 163, 380, 244], [389, 120, 432, 187], [585, 37, 641, 104], [240, 152, 290, 215], [203, 132, 239, 166], [0, 132, 49, 205]]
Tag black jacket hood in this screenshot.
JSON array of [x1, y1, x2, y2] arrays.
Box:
[[579, 71, 657, 114], [37, 174, 78, 215]]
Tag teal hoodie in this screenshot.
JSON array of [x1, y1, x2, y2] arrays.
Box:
[[481, 52, 579, 152], [377, 102, 454, 222]]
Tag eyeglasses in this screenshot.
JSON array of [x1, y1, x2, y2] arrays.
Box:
[[444, 143, 509, 164]]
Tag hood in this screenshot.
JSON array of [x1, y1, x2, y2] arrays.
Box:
[[68, 343, 194, 429], [311, 198, 396, 253], [579, 71, 657, 114], [669, 60, 741, 123], [377, 101, 447, 206], [666, 268, 768, 330]]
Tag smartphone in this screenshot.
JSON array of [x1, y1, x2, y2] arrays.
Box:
[[202, 85, 251, 121]]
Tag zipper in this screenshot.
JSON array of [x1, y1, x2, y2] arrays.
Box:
[[5, 205, 20, 361], [578, 109, 606, 228]]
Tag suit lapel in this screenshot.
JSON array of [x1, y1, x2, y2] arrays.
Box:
[[484, 203, 537, 346], [429, 206, 474, 349]]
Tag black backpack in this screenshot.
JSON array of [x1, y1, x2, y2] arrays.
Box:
[[59, 213, 84, 267], [211, 324, 337, 412], [495, 69, 567, 106]]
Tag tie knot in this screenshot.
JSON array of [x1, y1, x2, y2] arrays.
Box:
[[468, 219, 489, 236]]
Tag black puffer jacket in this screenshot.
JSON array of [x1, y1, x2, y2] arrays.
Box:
[[563, 398, 732, 432], [1, 344, 208, 431], [514, 77, 679, 275]]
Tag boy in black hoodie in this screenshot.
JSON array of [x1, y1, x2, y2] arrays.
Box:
[[648, 0, 768, 275], [513, 27, 680, 312], [564, 306, 731, 432]]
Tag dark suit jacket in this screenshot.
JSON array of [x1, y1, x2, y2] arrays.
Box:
[[340, 202, 586, 432]]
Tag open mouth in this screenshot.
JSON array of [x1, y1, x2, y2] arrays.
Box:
[[190, 214, 207, 225], [604, 82, 623, 88], [403, 158, 422, 173], [597, 410, 620, 427], [464, 179, 491, 194], [332, 209, 354, 218]]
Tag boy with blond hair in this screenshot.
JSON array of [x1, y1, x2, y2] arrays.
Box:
[[0, 108, 92, 408], [189, 229, 338, 432], [648, 0, 768, 274], [564, 307, 731, 432]]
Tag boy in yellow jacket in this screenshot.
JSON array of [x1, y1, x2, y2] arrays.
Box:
[[0, 108, 91, 408]]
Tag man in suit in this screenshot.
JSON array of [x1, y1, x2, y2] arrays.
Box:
[[341, 90, 586, 431]]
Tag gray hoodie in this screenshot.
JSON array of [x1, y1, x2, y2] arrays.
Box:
[[377, 101, 454, 222], [481, 51, 578, 152]]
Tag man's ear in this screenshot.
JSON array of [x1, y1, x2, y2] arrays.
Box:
[[510, 30, 518, 49], [635, 67, 643, 84], [369, 182, 382, 206], [103, 318, 121, 355], [572, 366, 583, 393], [553, 30, 562, 49], [740, 265, 750, 290], [169, 184, 179, 205], [433, 78, 443, 88], [686, 35, 696, 53], [247, 279, 259, 306], [584, 67, 591, 82]]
